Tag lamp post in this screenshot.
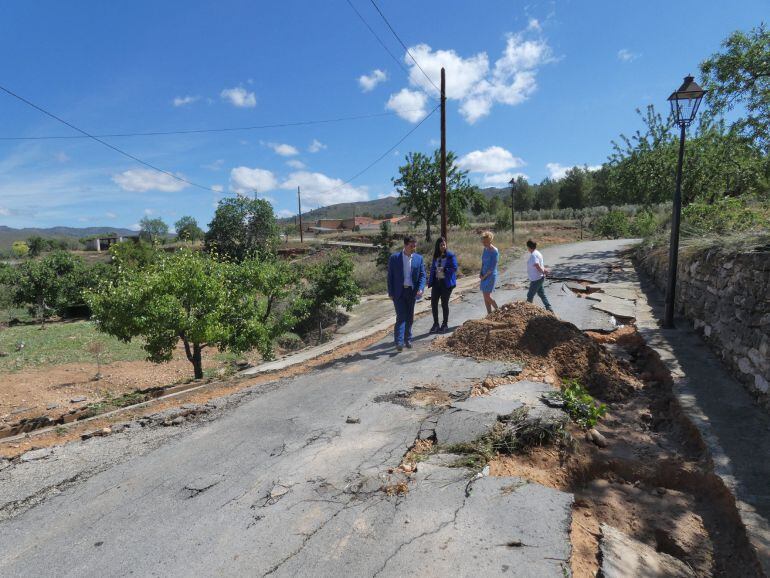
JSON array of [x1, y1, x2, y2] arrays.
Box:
[[663, 75, 706, 328], [508, 177, 516, 246]]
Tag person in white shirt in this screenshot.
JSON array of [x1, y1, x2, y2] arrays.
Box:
[[525, 239, 553, 312]]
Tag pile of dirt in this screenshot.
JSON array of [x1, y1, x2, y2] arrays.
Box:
[[442, 302, 640, 401]]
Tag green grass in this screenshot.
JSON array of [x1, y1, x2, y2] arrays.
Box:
[[0, 320, 148, 372]]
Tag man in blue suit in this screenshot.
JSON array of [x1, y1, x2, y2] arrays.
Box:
[[387, 235, 426, 351]]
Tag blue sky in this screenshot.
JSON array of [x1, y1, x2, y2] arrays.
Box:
[[0, 0, 766, 230]]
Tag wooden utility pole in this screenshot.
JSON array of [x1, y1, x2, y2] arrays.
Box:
[[297, 186, 304, 244], [511, 187, 516, 245], [440, 67, 448, 240]]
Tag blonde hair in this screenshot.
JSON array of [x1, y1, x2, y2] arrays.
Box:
[[481, 230, 494, 242]]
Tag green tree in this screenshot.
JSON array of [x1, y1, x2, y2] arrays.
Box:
[[393, 150, 481, 241], [26, 236, 47, 257], [559, 167, 593, 209], [592, 211, 631, 239], [174, 216, 204, 242], [109, 240, 159, 271], [535, 178, 560, 210], [205, 196, 279, 261], [301, 251, 361, 341], [88, 250, 305, 379], [12, 251, 91, 326], [512, 176, 535, 213], [700, 24, 770, 151], [12, 241, 29, 259], [139, 217, 169, 244]]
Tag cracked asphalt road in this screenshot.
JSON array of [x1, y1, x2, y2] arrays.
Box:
[[0, 240, 634, 577]]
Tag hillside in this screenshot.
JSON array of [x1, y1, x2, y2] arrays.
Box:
[[280, 187, 509, 224], [0, 226, 136, 249]]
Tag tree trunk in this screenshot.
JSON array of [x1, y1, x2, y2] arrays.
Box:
[[192, 343, 203, 380], [38, 296, 45, 329], [425, 221, 432, 242]]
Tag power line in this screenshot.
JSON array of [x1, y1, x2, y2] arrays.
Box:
[[0, 109, 423, 141], [0, 82, 437, 203], [368, 0, 441, 94], [344, 0, 411, 79], [308, 102, 439, 204], [0, 83, 221, 193]]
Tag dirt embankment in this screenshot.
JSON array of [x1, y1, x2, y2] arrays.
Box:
[[441, 301, 762, 577]]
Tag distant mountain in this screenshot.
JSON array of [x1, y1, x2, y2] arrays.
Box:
[[0, 226, 136, 249], [279, 187, 511, 224]]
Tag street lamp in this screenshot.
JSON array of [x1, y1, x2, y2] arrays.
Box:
[[663, 75, 706, 328], [509, 177, 516, 246]]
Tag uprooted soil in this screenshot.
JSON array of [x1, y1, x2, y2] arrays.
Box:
[[482, 323, 762, 577], [440, 301, 641, 401]]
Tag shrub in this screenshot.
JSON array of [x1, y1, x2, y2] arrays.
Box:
[[557, 379, 607, 429], [630, 210, 658, 238], [592, 210, 631, 239], [682, 196, 765, 235]]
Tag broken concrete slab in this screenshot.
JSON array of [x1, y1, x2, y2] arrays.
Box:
[[587, 293, 636, 320], [434, 409, 498, 446], [451, 396, 523, 417], [600, 524, 695, 577], [588, 283, 639, 301]]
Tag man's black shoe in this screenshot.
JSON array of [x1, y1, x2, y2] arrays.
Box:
[[396, 344, 403, 352], [439, 323, 449, 333], [405, 341, 413, 349], [429, 323, 440, 334]]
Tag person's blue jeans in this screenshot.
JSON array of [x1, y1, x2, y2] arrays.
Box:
[[527, 278, 553, 311], [393, 287, 417, 345]]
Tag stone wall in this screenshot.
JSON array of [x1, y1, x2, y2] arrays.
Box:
[[638, 244, 770, 410]]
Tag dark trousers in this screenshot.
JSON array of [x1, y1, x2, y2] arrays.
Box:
[[393, 287, 416, 345], [431, 283, 454, 325], [527, 278, 552, 311]]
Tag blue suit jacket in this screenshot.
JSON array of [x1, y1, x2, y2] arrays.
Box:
[[428, 250, 458, 289], [387, 251, 426, 299]]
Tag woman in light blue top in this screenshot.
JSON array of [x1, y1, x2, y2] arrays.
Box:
[[479, 230, 499, 314]]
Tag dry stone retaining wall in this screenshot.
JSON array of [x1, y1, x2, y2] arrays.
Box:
[[638, 244, 770, 410]]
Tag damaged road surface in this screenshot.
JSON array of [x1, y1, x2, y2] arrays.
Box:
[[0, 240, 633, 577]]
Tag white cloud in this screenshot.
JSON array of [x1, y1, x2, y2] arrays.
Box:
[[546, 163, 602, 180], [359, 69, 388, 92], [480, 172, 528, 186], [105, 212, 117, 219], [389, 26, 554, 124], [308, 139, 327, 153], [229, 166, 278, 195], [0, 206, 10, 216], [527, 18, 541, 31], [458, 146, 525, 173], [378, 190, 398, 199], [211, 184, 224, 193], [386, 88, 428, 123], [143, 208, 154, 216], [617, 49, 639, 62], [173, 95, 200, 107], [112, 169, 188, 192], [277, 209, 295, 218], [54, 152, 70, 163], [546, 163, 570, 180], [280, 171, 368, 206], [220, 86, 257, 108], [267, 142, 299, 156], [286, 159, 306, 169], [129, 223, 141, 231], [202, 159, 224, 171]]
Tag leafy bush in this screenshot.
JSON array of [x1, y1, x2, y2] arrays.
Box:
[[557, 379, 607, 429], [592, 210, 631, 239], [682, 196, 766, 235], [277, 332, 305, 351], [373, 221, 395, 270], [630, 210, 659, 238]]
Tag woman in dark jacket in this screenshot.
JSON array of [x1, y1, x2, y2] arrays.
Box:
[[427, 236, 458, 333]]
